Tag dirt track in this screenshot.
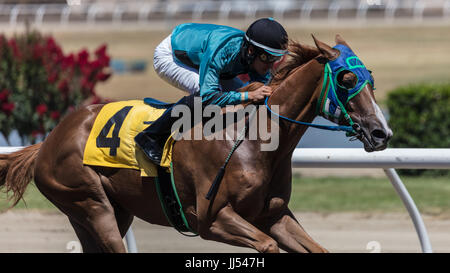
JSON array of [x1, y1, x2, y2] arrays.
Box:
[[0, 210, 449, 253]]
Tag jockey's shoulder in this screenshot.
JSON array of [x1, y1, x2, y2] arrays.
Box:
[[174, 22, 243, 33], [219, 38, 243, 56]]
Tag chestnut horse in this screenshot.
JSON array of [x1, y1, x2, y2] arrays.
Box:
[[0, 35, 391, 253]]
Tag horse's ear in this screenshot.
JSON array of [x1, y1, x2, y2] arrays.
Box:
[[311, 34, 338, 60], [335, 34, 352, 50]]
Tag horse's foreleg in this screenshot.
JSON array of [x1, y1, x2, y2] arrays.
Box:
[[263, 209, 328, 253], [199, 205, 279, 253]]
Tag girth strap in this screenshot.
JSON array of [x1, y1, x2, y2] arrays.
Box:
[[155, 163, 198, 237]]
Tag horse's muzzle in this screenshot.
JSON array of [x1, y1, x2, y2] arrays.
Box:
[[359, 124, 392, 152]]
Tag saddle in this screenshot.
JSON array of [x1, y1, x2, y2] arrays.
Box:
[[143, 97, 174, 109]]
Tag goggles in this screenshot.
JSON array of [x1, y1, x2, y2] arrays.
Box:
[[257, 51, 283, 64], [245, 35, 288, 64]]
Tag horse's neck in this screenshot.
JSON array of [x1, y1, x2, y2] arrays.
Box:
[[269, 58, 324, 153]]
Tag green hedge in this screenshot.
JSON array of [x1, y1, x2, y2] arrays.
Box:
[[386, 83, 449, 176]]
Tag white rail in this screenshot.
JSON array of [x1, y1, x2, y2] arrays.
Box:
[[292, 148, 450, 169]]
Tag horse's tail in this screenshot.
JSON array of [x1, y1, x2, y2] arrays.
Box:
[[0, 143, 42, 207]]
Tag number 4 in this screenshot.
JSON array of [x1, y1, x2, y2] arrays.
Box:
[[96, 106, 133, 156]]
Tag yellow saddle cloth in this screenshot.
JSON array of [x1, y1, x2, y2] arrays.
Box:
[[83, 100, 174, 177]]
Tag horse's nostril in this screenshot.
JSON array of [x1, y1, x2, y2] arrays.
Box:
[[371, 129, 387, 140]]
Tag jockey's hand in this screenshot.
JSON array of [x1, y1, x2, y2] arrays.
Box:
[[248, 86, 273, 103]]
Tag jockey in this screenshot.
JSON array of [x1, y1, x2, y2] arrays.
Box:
[[135, 18, 289, 165]]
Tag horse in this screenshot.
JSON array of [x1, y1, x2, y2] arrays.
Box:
[[0, 34, 392, 253]]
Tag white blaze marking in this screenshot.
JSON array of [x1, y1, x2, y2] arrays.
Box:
[[372, 99, 392, 136]]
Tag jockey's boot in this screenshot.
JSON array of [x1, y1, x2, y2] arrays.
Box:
[[135, 94, 196, 165], [134, 108, 173, 165]]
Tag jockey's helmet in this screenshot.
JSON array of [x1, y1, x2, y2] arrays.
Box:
[[243, 18, 288, 64]]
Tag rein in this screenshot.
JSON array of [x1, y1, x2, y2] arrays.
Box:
[[264, 97, 355, 133]]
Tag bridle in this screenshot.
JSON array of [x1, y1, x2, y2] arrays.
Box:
[[264, 44, 376, 140], [264, 63, 362, 137]]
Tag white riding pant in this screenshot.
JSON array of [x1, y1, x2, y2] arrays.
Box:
[[153, 35, 245, 95]]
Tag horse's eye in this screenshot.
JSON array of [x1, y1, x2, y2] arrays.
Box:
[[337, 70, 357, 90]]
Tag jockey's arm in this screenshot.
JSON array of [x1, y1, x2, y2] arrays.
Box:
[[199, 70, 245, 107], [198, 43, 273, 107], [198, 46, 247, 107]]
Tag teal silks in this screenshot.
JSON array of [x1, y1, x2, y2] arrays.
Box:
[[265, 44, 374, 136]]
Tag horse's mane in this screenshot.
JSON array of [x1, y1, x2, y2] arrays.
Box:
[[270, 40, 320, 86], [238, 40, 320, 94]]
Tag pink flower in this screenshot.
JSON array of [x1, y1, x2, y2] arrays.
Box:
[[46, 37, 57, 50], [46, 37, 63, 58], [47, 72, 58, 84], [96, 72, 111, 81], [31, 130, 41, 138], [62, 54, 75, 69], [81, 66, 93, 78], [94, 44, 110, 67], [35, 104, 48, 116], [90, 59, 102, 70], [0, 89, 10, 102], [95, 44, 107, 58], [97, 55, 110, 67], [77, 49, 89, 66], [81, 77, 93, 88], [50, 111, 60, 120], [32, 44, 44, 60], [8, 39, 21, 59], [1, 102, 15, 115], [58, 80, 69, 94]]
